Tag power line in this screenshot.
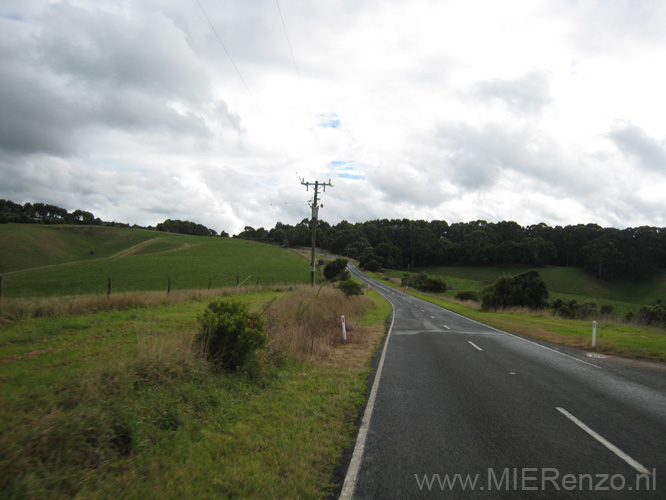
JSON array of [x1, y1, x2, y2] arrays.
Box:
[[275, 0, 327, 171], [195, 0, 294, 168], [195, 0, 264, 119]]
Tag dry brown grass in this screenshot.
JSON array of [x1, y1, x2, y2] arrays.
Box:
[[263, 285, 377, 363]]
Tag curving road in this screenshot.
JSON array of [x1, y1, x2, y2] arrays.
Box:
[[341, 265, 665, 499]]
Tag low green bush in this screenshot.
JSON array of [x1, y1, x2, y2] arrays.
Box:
[[455, 290, 479, 302], [401, 272, 447, 293], [196, 298, 267, 372], [338, 279, 362, 296]]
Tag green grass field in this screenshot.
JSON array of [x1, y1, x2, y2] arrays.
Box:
[[1, 224, 314, 297], [0, 286, 390, 498], [382, 265, 666, 318], [425, 265, 666, 305]]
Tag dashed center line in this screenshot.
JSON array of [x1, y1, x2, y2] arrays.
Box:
[[468, 341, 483, 351]]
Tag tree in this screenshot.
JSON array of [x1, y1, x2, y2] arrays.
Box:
[[359, 247, 381, 272], [525, 237, 557, 266], [323, 258, 349, 281]]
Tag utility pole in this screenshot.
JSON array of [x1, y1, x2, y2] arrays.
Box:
[[301, 178, 333, 286]]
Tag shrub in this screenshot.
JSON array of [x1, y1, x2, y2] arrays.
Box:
[[401, 272, 447, 293], [323, 258, 349, 281], [196, 298, 267, 371], [633, 303, 666, 327], [481, 270, 548, 311], [600, 304, 614, 316], [338, 279, 362, 296], [455, 291, 479, 302], [552, 299, 610, 320]]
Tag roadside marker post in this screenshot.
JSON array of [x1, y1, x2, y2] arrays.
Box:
[[592, 320, 597, 348], [341, 315, 347, 343]]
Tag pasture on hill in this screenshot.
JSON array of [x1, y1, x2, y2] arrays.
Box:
[[0, 224, 313, 298], [426, 266, 666, 306], [401, 265, 666, 319]]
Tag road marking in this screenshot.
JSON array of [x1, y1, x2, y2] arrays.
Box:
[[340, 297, 396, 498], [430, 315, 435, 319], [468, 341, 483, 351], [443, 325, 450, 330], [556, 407, 652, 475]]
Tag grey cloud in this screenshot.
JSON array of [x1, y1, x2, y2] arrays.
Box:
[[561, 0, 666, 54], [38, 3, 209, 99], [0, 66, 80, 156], [607, 122, 666, 174], [473, 71, 552, 114], [433, 122, 598, 196], [0, 3, 218, 158], [369, 165, 449, 207]]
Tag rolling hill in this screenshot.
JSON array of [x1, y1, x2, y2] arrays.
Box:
[[0, 224, 312, 298]]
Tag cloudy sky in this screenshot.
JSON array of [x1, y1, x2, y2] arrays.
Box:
[[2, 0, 665, 234]]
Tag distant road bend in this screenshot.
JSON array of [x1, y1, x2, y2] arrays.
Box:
[[341, 264, 665, 499]]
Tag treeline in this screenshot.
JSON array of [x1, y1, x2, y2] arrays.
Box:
[[0, 199, 101, 225], [0, 199, 224, 237], [155, 219, 227, 237], [235, 219, 666, 281]]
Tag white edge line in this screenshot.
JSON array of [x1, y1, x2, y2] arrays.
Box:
[[556, 407, 652, 475], [468, 340, 483, 351], [339, 284, 395, 499]]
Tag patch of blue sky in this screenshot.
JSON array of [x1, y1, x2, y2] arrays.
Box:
[[329, 160, 353, 170], [318, 113, 340, 129], [1, 12, 23, 21], [328, 160, 364, 179]]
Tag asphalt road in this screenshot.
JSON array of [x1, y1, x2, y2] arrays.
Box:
[[341, 265, 666, 499]]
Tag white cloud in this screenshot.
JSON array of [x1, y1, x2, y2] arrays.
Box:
[[1, 0, 665, 234]]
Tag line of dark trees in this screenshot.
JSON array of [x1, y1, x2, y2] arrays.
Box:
[[0, 199, 102, 225], [4, 199, 664, 281], [0, 199, 225, 237], [155, 219, 226, 237], [235, 218, 666, 282]]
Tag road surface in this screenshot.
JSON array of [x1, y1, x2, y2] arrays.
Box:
[[341, 265, 666, 499]]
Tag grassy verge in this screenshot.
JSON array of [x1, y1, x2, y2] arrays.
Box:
[[1, 285, 389, 498], [367, 271, 666, 362]]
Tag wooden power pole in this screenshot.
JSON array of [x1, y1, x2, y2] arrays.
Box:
[[301, 178, 333, 286]]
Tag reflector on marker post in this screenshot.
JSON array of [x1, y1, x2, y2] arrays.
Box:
[[341, 315, 347, 342]]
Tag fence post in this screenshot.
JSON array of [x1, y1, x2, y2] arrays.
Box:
[[107, 277, 111, 297], [167, 277, 171, 295], [208, 277, 211, 290]]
